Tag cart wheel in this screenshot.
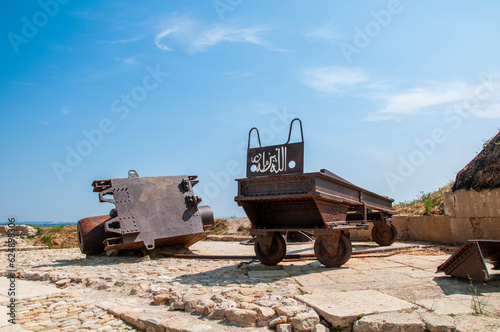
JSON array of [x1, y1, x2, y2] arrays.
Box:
[[372, 224, 397, 246], [254, 233, 287, 266], [314, 233, 352, 267]]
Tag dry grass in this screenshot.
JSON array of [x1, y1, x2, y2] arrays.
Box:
[[25, 225, 79, 249], [393, 182, 454, 216], [211, 218, 251, 236], [212, 218, 229, 235]]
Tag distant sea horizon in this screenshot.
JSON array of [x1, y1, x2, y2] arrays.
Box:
[[1, 216, 246, 228], [0, 221, 77, 227]]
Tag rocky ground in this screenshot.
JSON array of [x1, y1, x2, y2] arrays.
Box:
[[1, 238, 500, 331]]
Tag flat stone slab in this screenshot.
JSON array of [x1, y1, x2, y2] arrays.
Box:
[[295, 290, 414, 328], [353, 311, 425, 332], [160, 315, 216, 331], [0, 278, 62, 302], [0, 324, 30, 331], [454, 315, 500, 332], [421, 313, 456, 332], [0, 305, 10, 327], [416, 296, 473, 316]]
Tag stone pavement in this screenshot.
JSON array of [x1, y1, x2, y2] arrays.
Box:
[[1, 241, 499, 331]]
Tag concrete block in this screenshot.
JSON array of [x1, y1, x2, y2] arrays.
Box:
[[408, 216, 451, 243], [407, 216, 429, 241], [392, 216, 409, 241], [443, 191, 456, 217], [471, 217, 500, 239], [449, 189, 500, 218], [449, 218, 475, 244]]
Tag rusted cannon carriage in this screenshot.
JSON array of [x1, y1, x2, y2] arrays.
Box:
[[77, 170, 214, 255], [235, 119, 396, 267]]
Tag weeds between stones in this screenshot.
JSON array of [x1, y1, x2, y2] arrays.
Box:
[[469, 277, 489, 315]]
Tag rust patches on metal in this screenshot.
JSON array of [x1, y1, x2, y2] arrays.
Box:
[[235, 118, 396, 267], [77, 170, 214, 255], [77, 215, 111, 255], [437, 240, 500, 281]]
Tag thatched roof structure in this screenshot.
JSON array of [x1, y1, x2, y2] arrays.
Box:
[[452, 131, 500, 191]]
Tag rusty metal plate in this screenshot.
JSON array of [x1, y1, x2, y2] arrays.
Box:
[[437, 240, 500, 281], [78, 170, 213, 254], [247, 118, 304, 177]]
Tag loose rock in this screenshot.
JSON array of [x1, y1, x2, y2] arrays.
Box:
[[291, 310, 320, 331], [225, 308, 258, 327], [276, 323, 293, 332], [153, 293, 170, 305], [269, 316, 288, 328]]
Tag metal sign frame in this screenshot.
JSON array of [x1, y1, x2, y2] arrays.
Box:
[[246, 118, 304, 177]]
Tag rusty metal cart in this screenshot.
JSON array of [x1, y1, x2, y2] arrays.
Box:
[[234, 119, 396, 267], [77, 170, 214, 255]]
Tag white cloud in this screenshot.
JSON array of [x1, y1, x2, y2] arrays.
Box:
[[154, 16, 266, 53], [40, 120, 49, 125], [301, 66, 500, 121], [376, 82, 473, 115], [221, 71, 253, 79], [268, 47, 294, 53], [115, 57, 141, 65], [155, 28, 176, 51], [302, 67, 368, 94], [96, 36, 143, 44], [366, 78, 500, 121], [305, 22, 341, 43], [61, 106, 70, 115], [472, 103, 500, 118]]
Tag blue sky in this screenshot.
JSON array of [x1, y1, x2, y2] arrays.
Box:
[[1, 0, 499, 223]]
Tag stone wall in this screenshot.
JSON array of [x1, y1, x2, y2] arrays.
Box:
[[444, 188, 500, 218], [391, 215, 500, 244], [380, 188, 500, 245]]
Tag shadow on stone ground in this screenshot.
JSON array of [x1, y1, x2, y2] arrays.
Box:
[[433, 275, 500, 296]]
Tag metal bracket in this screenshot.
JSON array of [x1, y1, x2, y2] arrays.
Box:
[[128, 170, 139, 178], [246, 118, 304, 177], [98, 187, 116, 204], [186, 195, 202, 212]]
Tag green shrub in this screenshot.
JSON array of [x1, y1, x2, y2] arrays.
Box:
[[50, 225, 64, 233], [41, 235, 53, 247]]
